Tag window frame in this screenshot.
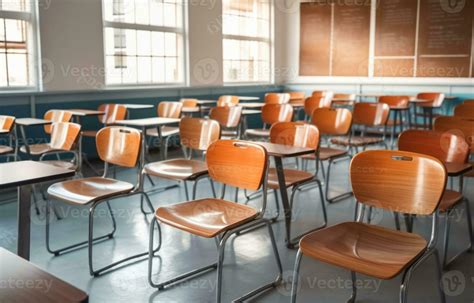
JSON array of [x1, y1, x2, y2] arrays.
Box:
[[0, 4, 40, 92], [222, 0, 274, 85], [101, 0, 188, 88]]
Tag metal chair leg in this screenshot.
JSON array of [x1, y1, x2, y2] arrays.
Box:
[[347, 271, 357, 303], [290, 249, 303, 303], [183, 181, 190, 200], [209, 178, 217, 198], [325, 155, 353, 203]]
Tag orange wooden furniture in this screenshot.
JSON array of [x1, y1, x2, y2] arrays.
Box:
[[331, 93, 357, 107], [267, 122, 327, 245], [288, 91, 305, 104], [454, 103, 474, 118], [245, 103, 293, 139], [43, 110, 73, 134], [180, 98, 199, 108], [82, 104, 127, 138], [264, 92, 290, 104], [148, 140, 282, 303], [379, 96, 411, 146], [143, 117, 220, 200], [46, 126, 158, 276], [0, 115, 17, 160], [216, 95, 239, 107], [291, 150, 447, 303], [146, 101, 183, 160], [399, 129, 472, 268], [303, 96, 328, 121], [311, 90, 334, 107], [304, 108, 353, 203], [331, 102, 390, 151], [413, 92, 445, 129], [209, 106, 242, 138]]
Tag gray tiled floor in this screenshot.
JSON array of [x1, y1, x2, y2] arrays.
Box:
[[0, 149, 473, 303]]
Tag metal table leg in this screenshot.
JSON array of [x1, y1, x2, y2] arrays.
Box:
[[18, 185, 31, 260], [274, 156, 294, 248]]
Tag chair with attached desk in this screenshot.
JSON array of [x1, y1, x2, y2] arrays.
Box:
[[46, 126, 158, 276], [413, 92, 445, 129], [302, 107, 353, 203], [290, 150, 447, 303], [303, 96, 328, 121], [264, 92, 290, 104], [378, 95, 410, 146], [245, 103, 293, 139], [81, 104, 127, 138], [331, 93, 357, 108], [399, 129, 473, 269], [146, 101, 183, 160], [147, 140, 282, 303], [331, 102, 390, 151], [0, 115, 17, 161], [288, 91, 305, 104], [143, 117, 220, 200], [264, 122, 327, 240], [209, 105, 242, 139]]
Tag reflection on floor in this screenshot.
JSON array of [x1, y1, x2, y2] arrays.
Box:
[[0, 148, 473, 303]]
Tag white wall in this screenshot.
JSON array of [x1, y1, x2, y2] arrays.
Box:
[[38, 0, 105, 91]]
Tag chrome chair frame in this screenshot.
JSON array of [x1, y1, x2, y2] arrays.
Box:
[[148, 163, 283, 302], [46, 159, 160, 277], [291, 203, 446, 303]]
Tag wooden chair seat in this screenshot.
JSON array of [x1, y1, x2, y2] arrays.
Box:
[[144, 159, 208, 181], [156, 198, 259, 238], [81, 130, 98, 138], [299, 222, 427, 280], [245, 128, 270, 137], [47, 177, 134, 205], [20, 143, 55, 155], [0, 145, 13, 155], [267, 168, 313, 189], [42, 160, 77, 170], [330, 136, 384, 147], [146, 126, 180, 138], [439, 190, 463, 213], [302, 147, 348, 161]]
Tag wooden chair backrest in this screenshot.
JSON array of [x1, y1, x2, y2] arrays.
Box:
[[378, 96, 409, 108], [207, 140, 268, 191], [312, 90, 334, 107], [97, 104, 127, 125], [49, 122, 82, 151], [44, 110, 73, 134], [353, 102, 390, 127], [350, 150, 446, 215], [288, 92, 305, 104], [158, 102, 183, 118], [270, 122, 320, 150], [179, 117, 221, 151], [264, 93, 290, 104], [304, 96, 328, 117], [180, 98, 199, 108], [209, 106, 242, 128], [333, 93, 356, 101], [398, 130, 469, 164], [217, 95, 239, 107], [96, 126, 141, 168], [434, 116, 474, 154], [454, 104, 474, 119], [417, 92, 445, 108], [0, 115, 15, 133], [311, 107, 352, 136], [261, 104, 294, 125]]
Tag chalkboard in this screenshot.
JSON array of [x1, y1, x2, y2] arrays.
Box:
[[332, 2, 371, 76], [375, 0, 417, 57], [299, 2, 332, 76], [299, 0, 474, 78]]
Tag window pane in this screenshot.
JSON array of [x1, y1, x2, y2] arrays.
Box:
[[103, 0, 184, 85], [0, 53, 7, 85], [7, 53, 28, 86], [1, 0, 29, 12]]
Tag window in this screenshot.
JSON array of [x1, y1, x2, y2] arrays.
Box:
[[102, 0, 185, 85], [0, 0, 37, 88], [222, 0, 272, 83]]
